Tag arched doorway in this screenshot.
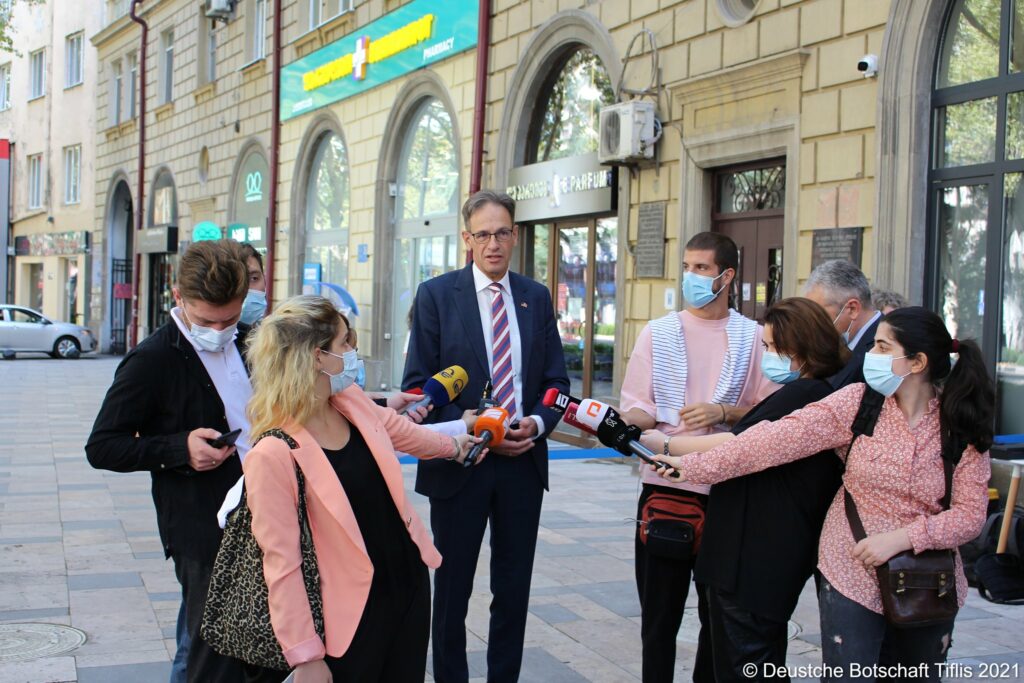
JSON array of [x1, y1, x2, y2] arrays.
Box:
[[303, 130, 350, 293], [106, 178, 133, 354], [388, 97, 461, 387]]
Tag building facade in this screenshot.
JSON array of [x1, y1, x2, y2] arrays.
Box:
[[0, 0, 103, 327], [89, 0, 1023, 438]]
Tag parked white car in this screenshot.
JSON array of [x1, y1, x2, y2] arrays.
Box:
[[0, 305, 97, 359]]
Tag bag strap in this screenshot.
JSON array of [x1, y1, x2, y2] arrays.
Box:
[[252, 428, 309, 516]]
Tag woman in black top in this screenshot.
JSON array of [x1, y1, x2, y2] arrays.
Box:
[[640, 298, 849, 681]]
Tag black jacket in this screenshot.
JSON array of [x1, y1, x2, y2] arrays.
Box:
[[828, 314, 881, 389], [693, 378, 842, 622], [85, 321, 249, 565]]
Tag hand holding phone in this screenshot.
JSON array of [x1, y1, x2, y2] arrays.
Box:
[[205, 428, 242, 449]]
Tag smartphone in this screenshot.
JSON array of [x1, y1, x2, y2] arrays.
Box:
[[206, 428, 242, 449]]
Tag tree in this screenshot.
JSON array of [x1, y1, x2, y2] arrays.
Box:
[[0, 1, 44, 56]]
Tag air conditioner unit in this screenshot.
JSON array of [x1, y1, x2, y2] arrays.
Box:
[[205, 0, 236, 21], [598, 101, 658, 165]]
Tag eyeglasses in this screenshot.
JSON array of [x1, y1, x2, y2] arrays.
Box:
[[469, 228, 514, 244]]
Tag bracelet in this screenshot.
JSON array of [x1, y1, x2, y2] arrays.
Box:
[[719, 403, 727, 423], [663, 436, 671, 456], [446, 436, 459, 461]]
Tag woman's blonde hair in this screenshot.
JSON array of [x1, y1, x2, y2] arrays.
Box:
[[247, 295, 348, 437]]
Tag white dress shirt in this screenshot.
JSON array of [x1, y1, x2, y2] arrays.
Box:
[[471, 264, 546, 438], [171, 308, 253, 460]]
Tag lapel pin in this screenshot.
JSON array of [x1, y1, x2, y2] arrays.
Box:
[[520, 302, 528, 308]]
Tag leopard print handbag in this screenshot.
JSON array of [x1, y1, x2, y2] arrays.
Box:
[[200, 429, 325, 670]]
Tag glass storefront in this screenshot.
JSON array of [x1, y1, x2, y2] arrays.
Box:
[[305, 132, 350, 290]]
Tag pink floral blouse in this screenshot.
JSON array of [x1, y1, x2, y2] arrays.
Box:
[[676, 383, 990, 614]]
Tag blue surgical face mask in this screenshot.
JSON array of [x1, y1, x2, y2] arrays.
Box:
[[354, 358, 366, 390], [239, 289, 267, 326], [682, 270, 728, 309], [863, 352, 910, 397], [833, 305, 854, 346], [760, 351, 802, 384], [182, 308, 237, 353], [320, 349, 360, 394]]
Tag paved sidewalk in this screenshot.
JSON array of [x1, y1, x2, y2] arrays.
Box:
[[0, 356, 1022, 682]]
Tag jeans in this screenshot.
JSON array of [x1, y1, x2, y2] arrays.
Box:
[[700, 585, 790, 682], [818, 577, 954, 682], [169, 599, 190, 683]]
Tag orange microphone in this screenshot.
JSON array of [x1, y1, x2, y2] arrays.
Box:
[[463, 406, 509, 467]]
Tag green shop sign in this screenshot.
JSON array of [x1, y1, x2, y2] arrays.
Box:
[[280, 0, 478, 121]]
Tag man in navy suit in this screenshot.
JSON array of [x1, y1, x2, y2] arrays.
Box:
[[403, 190, 569, 683], [803, 259, 883, 389]]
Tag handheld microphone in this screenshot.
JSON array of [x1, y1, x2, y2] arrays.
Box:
[[401, 365, 468, 415], [542, 389, 597, 435], [575, 399, 666, 469], [463, 406, 509, 467]]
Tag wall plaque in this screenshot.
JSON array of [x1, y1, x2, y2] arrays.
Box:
[[811, 227, 863, 270], [635, 202, 666, 279]]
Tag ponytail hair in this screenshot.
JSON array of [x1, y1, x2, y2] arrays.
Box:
[[883, 307, 995, 461]]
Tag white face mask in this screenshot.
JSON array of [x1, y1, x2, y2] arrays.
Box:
[[182, 308, 237, 353], [832, 304, 854, 345], [320, 349, 359, 394]]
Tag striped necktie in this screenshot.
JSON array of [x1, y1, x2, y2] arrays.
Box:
[[488, 282, 517, 420]]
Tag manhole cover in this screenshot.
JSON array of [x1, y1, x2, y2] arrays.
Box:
[[0, 623, 87, 662]]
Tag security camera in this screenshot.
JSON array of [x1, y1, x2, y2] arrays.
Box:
[[857, 54, 878, 78]]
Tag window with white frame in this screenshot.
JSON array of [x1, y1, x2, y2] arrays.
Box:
[[198, 16, 216, 85], [161, 29, 174, 104], [309, 0, 321, 30], [0, 64, 10, 110], [65, 32, 83, 88], [29, 49, 45, 99], [28, 154, 43, 209], [127, 52, 137, 118], [307, 0, 354, 31], [251, 0, 267, 61], [64, 145, 81, 205], [110, 59, 122, 126]]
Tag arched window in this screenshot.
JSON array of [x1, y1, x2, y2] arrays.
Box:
[[530, 47, 614, 163], [931, 0, 1024, 432], [149, 169, 177, 227], [389, 96, 460, 386], [305, 132, 350, 288]]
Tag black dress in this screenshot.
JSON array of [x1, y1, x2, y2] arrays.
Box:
[[245, 427, 430, 683]]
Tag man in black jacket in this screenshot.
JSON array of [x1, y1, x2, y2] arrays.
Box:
[[86, 239, 252, 683], [803, 259, 882, 389]]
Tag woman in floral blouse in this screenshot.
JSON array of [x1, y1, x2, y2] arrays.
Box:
[[649, 307, 994, 681]]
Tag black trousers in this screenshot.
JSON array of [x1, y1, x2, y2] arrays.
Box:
[[173, 554, 246, 683], [819, 577, 954, 683], [429, 452, 545, 683], [699, 585, 790, 682], [243, 563, 431, 683], [635, 484, 715, 683]]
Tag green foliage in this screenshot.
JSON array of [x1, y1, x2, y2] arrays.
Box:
[[0, 1, 44, 57], [534, 49, 614, 162]]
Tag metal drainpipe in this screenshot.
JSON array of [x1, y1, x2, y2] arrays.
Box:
[[469, 0, 491, 195], [266, 0, 283, 307], [128, 1, 148, 349]]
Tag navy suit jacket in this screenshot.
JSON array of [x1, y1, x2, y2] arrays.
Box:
[[829, 315, 881, 389], [402, 263, 570, 499]]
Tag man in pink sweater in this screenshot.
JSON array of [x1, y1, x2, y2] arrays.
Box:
[[620, 232, 777, 682]]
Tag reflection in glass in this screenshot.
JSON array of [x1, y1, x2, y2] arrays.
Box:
[[526, 224, 550, 284], [1013, 0, 1024, 73], [399, 99, 459, 221], [305, 132, 350, 291], [1000, 173, 1024, 432], [591, 219, 617, 403], [1007, 91, 1024, 159], [937, 0, 1001, 87], [935, 97, 998, 167], [556, 227, 589, 398], [534, 49, 615, 162], [937, 184, 989, 348]]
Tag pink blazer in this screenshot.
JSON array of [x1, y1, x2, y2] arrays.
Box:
[[242, 385, 456, 667]]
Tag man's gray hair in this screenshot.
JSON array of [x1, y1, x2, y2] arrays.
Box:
[[871, 288, 908, 311], [803, 259, 873, 308], [462, 190, 516, 227]]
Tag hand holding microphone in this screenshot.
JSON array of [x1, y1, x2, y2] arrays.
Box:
[[401, 366, 468, 416], [463, 406, 508, 467], [574, 398, 681, 478]]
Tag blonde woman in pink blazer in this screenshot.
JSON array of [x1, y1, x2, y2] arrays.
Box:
[[240, 296, 481, 683]]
